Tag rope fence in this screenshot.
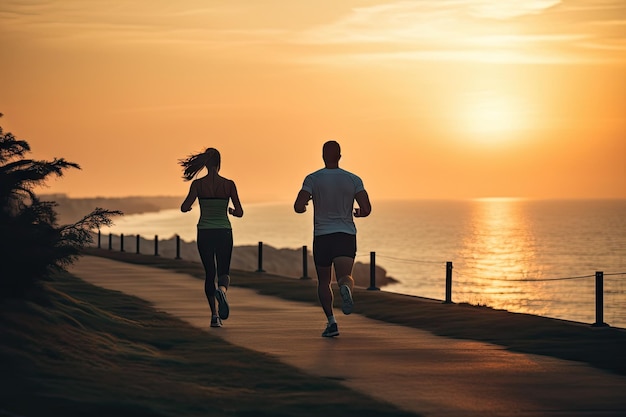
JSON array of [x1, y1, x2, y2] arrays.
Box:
[[96, 230, 625, 328]]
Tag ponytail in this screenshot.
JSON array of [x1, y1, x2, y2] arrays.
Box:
[[179, 148, 221, 181]]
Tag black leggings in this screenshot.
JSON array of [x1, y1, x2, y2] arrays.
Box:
[[197, 228, 233, 299]]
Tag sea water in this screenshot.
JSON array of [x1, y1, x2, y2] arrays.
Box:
[[101, 199, 626, 328]]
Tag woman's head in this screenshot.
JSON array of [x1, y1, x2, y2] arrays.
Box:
[[180, 147, 221, 181]]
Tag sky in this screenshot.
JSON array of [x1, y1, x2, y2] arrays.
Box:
[[1, 0, 625, 202]]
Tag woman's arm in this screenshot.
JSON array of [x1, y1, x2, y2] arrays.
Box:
[[228, 181, 244, 217], [180, 181, 198, 212]]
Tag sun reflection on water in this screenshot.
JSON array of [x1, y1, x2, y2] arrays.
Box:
[[457, 198, 547, 313]]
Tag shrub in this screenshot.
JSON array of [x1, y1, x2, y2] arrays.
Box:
[[0, 114, 121, 299]]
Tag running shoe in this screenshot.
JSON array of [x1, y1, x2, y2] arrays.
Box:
[[210, 316, 222, 328], [339, 284, 354, 315], [215, 288, 230, 320], [322, 322, 339, 337]]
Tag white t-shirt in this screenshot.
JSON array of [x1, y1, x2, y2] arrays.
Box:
[[301, 168, 365, 236]]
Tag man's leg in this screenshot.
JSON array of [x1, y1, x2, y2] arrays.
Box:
[[334, 256, 355, 290], [316, 264, 340, 337], [334, 256, 355, 315], [313, 234, 342, 337], [315, 264, 334, 318]]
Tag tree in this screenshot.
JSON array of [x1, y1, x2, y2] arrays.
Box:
[[0, 114, 122, 299]]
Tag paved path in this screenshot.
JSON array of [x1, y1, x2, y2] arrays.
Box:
[[69, 256, 626, 417]]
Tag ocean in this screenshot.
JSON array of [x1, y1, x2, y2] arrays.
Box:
[[101, 199, 626, 328]]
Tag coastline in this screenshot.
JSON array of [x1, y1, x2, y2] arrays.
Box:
[[42, 194, 181, 224]]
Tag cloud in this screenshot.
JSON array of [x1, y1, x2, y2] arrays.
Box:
[[467, 0, 561, 20], [2, 0, 624, 64], [295, 0, 626, 64], [0, 1, 286, 49]]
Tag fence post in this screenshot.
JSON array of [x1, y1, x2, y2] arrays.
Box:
[[97, 229, 101, 249], [120, 233, 125, 252], [136, 234, 140, 254], [444, 261, 453, 304], [175, 235, 181, 259], [108, 233, 112, 250], [154, 235, 159, 256], [256, 241, 265, 272], [592, 271, 609, 327], [368, 251, 380, 290], [300, 245, 310, 279]]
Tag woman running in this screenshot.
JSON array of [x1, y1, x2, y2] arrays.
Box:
[[180, 148, 244, 328]]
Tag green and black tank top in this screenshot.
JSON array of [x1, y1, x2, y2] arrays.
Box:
[[197, 198, 231, 229]]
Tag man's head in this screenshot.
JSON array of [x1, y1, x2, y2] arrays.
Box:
[[322, 140, 341, 167]]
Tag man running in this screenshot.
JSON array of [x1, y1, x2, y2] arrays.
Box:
[[294, 140, 371, 337]]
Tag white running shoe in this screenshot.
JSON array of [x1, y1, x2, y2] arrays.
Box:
[[340, 285, 354, 315]]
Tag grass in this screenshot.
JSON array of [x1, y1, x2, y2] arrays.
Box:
[[84, 247, 626, 377], [0, 269, 417, 417]]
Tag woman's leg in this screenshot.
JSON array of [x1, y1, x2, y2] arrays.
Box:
[[215, 229, 233, 291], [197, 229, 217, 316], [213, 229, 233, 320]]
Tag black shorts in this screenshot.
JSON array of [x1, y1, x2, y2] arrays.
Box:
[[313, 232, 357, 267]]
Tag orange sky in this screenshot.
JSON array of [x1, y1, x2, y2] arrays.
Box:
[[1, 0, 624, 202]]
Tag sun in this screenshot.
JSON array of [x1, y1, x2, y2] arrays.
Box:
[[460, 91, 526, 143]]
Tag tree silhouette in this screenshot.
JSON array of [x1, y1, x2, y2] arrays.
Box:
[[0, 114, 122, 299]]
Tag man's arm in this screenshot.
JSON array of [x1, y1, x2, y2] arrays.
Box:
[[354, 190, 371, 217], [294, 190, 312, 213]]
